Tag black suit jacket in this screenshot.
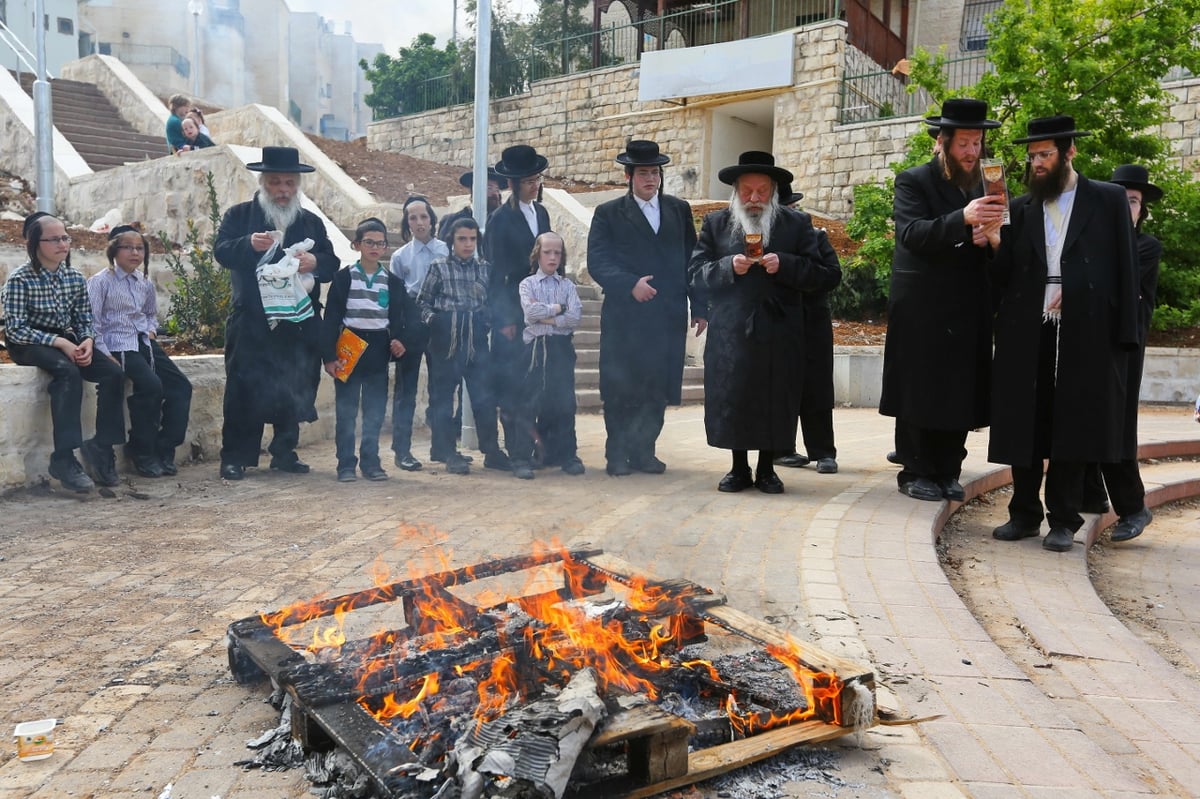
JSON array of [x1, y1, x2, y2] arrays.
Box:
[[484, 201, 551, 329]]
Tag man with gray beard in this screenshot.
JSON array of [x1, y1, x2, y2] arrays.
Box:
[[214, 147, 338, 480], [689, 152, 839, 494]]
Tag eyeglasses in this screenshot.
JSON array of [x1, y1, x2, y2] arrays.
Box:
[[1026, 149, 1058, 163], [359, 239, 388, 248], [42, 236, 72, 245], [117, 245, 145, 252]]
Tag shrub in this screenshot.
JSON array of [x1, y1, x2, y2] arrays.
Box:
[[160, 172, 230, 349]]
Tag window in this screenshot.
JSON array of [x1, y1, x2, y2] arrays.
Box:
[[960, 0, 1003, 52], [57, 16, 73, 35]]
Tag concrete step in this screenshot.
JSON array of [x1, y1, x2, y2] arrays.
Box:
[[574, 330, 600, 347]]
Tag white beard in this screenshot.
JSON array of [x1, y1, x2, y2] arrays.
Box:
[[257, 190, 302, 233], [728, 189, 779, 249]]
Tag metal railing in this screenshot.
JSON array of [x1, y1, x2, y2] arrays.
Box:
[[0, 18, 46, 78], [383, 0, 844, 118], [96, 42, 190, 79], [839, 54, 992, 125]]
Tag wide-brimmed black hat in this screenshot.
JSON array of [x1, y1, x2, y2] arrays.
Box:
[[1110, 164, 1163, 203], [717, 151, 793, 186], [246, 146, 315, 173], [923, 98, 1000, 131], [459, 168, 509, 190], [1012, 115, 1092, 144], [616, 140, 670, 167], [779, 184, 804, 206], [494, 145, 548, 179]]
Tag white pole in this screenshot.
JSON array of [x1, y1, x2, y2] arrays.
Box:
[[33, 0, 54, 213], [461, 0, 492, 451]]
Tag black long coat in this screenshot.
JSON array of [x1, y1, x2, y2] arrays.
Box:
[[588, 192, 706, 407], [988, 175, 1139, 465], [1117, 232, 1162, 451], [879, 158, 993, 431], [800, 229, 842, 412], [214, 198, 338, 424], [688, 207, 839, 450], [484, 201, 552, 330]]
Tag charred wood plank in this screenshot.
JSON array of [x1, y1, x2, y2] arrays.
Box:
[[590, 703, 694, 783], [226, 617, 307, 684]]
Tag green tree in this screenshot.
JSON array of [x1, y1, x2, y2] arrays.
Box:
[[160, 173, 231, 349], [359, 33, 467, 117], [849, 0, 1200, 328]]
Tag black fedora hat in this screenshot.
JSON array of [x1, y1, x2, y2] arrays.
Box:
[[1012, 115, 1092, 144], [616, 139, 670, 167], [779, 184, 804, 206], [459, 168, 509, 190], [1110, 164, 1163, 203], [495, 145, 548, 179], [718, 151, 793, 187], [923, 98, 1000, 130], [246, 146, 315, 173]]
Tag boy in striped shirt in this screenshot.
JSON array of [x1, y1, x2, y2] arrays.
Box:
[[321, 218, 407, 482]]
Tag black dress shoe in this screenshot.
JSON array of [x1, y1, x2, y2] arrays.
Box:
[[394, 453, 423, 472], [899, 477, 942, 502], [159, 454, 178, 476], [718, 470, 753, 493], [1110, 507, 1152, 543], [445, 453, 470, 475], [775, 453, 810, 468], [131, 453, 164, 478], [1042, 526, 1076, 552], [630, 456, 666, 474], [754, 471, 784, 494], [511, 462, 535, 480], [561, 457, 585, 476], [49, 456, 94, 492], [270, 457, 310, 474], [938, 478, 965, 502], [606, 460, 633, 476], [815, 457, 838, 474], [220, 463, 245, 481], [82, 439, 120, 487], [992, 519, 1040, 541], [886, 450, 902, 465], [484, 451, 511, 470]]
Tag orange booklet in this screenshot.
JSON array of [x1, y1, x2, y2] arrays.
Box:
[[333, 328, 368, 382]]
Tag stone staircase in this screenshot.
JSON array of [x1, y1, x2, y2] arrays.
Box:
[[572, 282, 704, 411], [14, 72, 168, 170]]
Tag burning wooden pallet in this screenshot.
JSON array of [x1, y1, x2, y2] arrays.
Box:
[[226, 546, 876, 798]]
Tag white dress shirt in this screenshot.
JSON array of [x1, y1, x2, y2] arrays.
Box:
[[636, 195, 660, 233]]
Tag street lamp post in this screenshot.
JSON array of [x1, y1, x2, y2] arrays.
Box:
[[187, 0, 203, 97]]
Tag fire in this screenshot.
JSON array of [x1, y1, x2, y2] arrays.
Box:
[[261, 542, 847, 746]]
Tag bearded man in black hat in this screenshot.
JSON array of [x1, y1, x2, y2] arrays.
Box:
[[880, 98, 1007, 503], [438, 168, 508, 240], [587, 140, 709, 476], [689, 151, 839, 494], [989, 116, 1139, 552], [1083, 164, 1165, 543], [214, 146, 339, 480], [484, 144, 553, 468]]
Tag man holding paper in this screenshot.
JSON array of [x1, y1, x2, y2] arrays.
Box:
[[880, 98, 1007, 503], [215, 146, 338, 480]]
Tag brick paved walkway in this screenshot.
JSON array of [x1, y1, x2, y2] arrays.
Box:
[[0, 407, 1196, 798]]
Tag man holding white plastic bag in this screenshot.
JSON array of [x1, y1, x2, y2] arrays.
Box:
[[214, 146, 337, 480]]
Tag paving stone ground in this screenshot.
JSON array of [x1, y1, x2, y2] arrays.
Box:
[[0, 405, 1196, 799]]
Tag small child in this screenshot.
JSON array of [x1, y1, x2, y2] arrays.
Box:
[[321, 218, 407, 482], [509, 232, 584, 479], [416, 217, 507, 475]]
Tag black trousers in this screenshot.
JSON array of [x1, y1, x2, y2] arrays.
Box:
[[117, 340, 193, 459], [491, 328, 525, 451], [1009, 460, 1086, 532], [8, 341, 126, 455], [799, 407, 837, 461], [391, 342, 430, 457], [1084, 460, 1146, 517], [894, 418, 967, 486], [427, 312, 500, 459], [603, 398, 666, 467], [509, 336, 578, 466]]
